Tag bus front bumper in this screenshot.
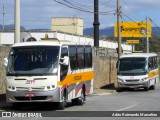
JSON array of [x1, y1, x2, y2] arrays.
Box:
[[6, 88, 60, 103]]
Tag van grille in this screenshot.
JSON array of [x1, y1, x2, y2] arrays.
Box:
[[125, 79, 140, 82]]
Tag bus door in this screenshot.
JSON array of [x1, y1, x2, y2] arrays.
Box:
[[60, 46, 69, 81]]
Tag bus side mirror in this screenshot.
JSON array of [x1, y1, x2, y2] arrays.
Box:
[[4, 57, 8, 66], [60, 56, 69, 66]]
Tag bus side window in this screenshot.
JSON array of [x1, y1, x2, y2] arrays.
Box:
[[148, 58, 152, 70], [60, 47, 69, 81], [77, 46, 85, 69], [148, 57, 155, 70], [84, 46, 92, 68], [69, 46, 77, 70]]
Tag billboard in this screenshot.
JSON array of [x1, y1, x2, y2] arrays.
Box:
[[114, 22, 152, 37]]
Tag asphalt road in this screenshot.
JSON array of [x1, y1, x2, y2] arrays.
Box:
[[0, 84, 160, 119]]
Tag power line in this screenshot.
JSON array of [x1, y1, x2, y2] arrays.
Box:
[[121, 0, 144, 22], [68, 0, 113, 8], [53, 0, 116, 15]]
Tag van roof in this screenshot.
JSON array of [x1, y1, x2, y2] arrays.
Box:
[[120, 53, 157, 58]]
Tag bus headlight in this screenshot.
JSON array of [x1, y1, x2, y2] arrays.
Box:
[[118, 78, 124, 82], [12, 86, 16, 90], [46, 85, 56, 90], [8, 86, 12, 89], [141, 77, 148, 81], [8, 86, 16, 91]]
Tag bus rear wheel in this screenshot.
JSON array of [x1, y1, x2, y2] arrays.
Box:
[[72, 89, 86, 106], [77, 90, 85, 105]]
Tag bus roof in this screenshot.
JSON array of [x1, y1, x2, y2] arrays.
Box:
[[120, 53, 157, 58], [12, 41, 91, 47]]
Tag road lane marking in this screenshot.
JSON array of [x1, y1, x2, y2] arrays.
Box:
[[116, 104, 138, 111]]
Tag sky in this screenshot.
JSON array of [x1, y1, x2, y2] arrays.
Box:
[[0, 0, 160, 30]]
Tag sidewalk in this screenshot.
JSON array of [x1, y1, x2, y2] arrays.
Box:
[[93, 88, 116, 95]]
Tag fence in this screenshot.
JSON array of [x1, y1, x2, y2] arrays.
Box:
[[93, 47, 118, 57]]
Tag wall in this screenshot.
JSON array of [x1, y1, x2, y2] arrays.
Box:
[[93, 56, 118, 89], [0, 46, 10, 94], [0, 32, 132, 53]]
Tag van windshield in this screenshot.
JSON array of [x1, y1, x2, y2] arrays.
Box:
[[7, 46, 60, 76], [118, 57, 147, 76]]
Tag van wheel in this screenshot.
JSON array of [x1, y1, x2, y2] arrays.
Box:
[[58, 94, 67, 110], [144, 87, 149, 91], [150, 85, 155, 90], [116, 88, 122, 92]]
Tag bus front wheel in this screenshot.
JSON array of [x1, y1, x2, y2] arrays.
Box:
[[58, 94, 67, 110]]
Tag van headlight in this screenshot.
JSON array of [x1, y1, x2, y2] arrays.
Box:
[[141, 77, 148, 81], [118, 78, 124, 82], [45, 85, 56, 90]]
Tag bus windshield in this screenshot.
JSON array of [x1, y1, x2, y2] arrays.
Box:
[[7, 46, 60, 76], [118, 57, 147, 76]]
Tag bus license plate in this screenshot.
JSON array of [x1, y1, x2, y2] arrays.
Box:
[[25, 93, 35, 97]]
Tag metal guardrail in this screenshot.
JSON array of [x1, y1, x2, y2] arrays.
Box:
[[93, 47, 118, 57]]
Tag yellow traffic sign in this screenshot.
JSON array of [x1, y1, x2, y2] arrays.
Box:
[[114, 22, 152, 37], [126, 40, 139, 44]]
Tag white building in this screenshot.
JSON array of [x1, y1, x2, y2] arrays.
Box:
[[51, 17, 83, 35], [0, 31, 132, 53]]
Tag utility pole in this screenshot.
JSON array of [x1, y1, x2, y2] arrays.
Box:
[[93, 0, 100, 47], [146, 16, 149, 53], [117, 0, 122, 59], [15, 0, 20, 43], [2, 5, 6, 31]]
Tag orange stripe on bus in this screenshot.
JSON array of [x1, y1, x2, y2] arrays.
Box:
[[57, 71, 94, 86]]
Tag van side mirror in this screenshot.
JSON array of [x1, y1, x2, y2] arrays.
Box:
[[60, 56, 69, 66], [4, 57, 8, 66], [116, 60, 119, 69]]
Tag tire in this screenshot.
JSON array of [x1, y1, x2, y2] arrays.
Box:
[[71, 99, 78, 105], [77, 90, 85, 105], [144, 87, 149, 91], [58, 94, 67, 110], [12, 103, 22, 110], [116, 87, 122, 92], [150, 85, 155, 90]]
